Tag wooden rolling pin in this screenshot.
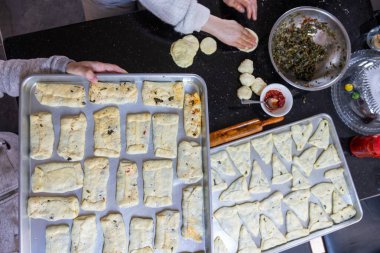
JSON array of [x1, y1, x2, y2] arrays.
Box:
[[210, 117, 284, 147]]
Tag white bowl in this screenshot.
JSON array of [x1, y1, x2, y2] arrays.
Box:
[[260, 83, 293, 117]]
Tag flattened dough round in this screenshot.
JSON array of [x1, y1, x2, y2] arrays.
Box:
[[183, 35, 200, 52], [237, 86, 252, 100], [239, 28, 259, 53], [170, 39, 197, 68], [200, 37, 217, 55]]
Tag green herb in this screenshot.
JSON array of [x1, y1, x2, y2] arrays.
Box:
[[273, 17, 331, 81]]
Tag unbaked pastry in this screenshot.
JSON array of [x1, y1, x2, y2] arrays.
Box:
[[200, 37, 217, 55], [237, 86, 253, 100]]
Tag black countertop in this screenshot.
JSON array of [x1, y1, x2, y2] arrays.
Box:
[[4, 0, 380, 201]]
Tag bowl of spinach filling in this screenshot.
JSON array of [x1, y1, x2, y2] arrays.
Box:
[[269, 7, 351, 91]]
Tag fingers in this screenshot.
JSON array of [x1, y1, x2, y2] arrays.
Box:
[[110, 64, 128, 73], [251, 0, 257, 20], [237, 0, 249, 15], [98, 63, 127, 73], [236, 27, 257, 49], [235, 3, 245, 13], [66, 61, 127, 82], [235, 40, 249, 49], [243, 28, 256, 43], [69, 65, 98, 82], [224, 0, 257, 20], [237, 39, 253, 50], [83, 68, 98, 83], [224, 0, 246, 14], [245, 2, 252, 19], [82, 61, 127, 73], [243, 0, 256, 20]]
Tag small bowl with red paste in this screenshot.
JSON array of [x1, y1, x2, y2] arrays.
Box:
[[260, 83, 293, 117]]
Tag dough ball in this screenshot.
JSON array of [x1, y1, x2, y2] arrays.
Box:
[[237, 86, 253, 100], [238, 59, 254, 74], [239, 28, 259, 53], [251, 77, 267, 95], [170, 39, 197, 68], [200, 37, 217, 55], [183, 35, 200, 52], [239, 73, 255, 86]]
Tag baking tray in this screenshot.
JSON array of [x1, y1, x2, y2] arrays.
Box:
[[210, 113, 363, 253], [19, 74, 212, 253]]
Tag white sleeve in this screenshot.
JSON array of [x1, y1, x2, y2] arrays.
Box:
[[138, 0, 210, 34]]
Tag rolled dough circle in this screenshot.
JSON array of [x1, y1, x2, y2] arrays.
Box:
[[183, 35, 200, 53], [239, 28, 259, 53], [200, 37, 217, 55], [170, 39, 197, 68]]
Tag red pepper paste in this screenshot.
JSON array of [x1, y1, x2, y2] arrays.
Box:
[[264, 90, 285, 110]]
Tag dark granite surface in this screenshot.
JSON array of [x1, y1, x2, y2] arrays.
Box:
[[0, 94, 18, 133], [4, 0, 380, 202]]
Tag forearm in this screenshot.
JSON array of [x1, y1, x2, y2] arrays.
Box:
[[201, 15, 222, 35], [0, 56, 72, 97]]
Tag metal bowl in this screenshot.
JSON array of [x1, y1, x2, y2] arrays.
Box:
[[269, 7, 351, 91]]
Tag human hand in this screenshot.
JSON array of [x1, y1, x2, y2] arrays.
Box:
[[66, 61, 127, 82], [223, 0, 257, 20], [201, 16, 257, 49]]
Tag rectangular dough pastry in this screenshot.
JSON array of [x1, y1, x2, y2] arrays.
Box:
[[71, 215, 97, 253], [30, 112, 54, 160], [27, 196, 79, 221], [129, 217, 154, 253], [116, 160, 139, 208], [129, 248, 152, 253], [143, 160, 173, 207], [152, 113, 179, 158], [57, 113, 87, 161], [126, 113, 151, 154], [82, 157, 109, 211], [35, 82, 86, 107], [142, 81, 184, 108], [100, 213, 128, 253], [184, 92, 202, 138], [45, 225, 70, 253], [31, 162, 83, 193], [93, 107, 121, 157], [89, 81, 138, 104], [177, 141, 203, 184], [182, 185, 204, 242], [155, 210, 180, 253]]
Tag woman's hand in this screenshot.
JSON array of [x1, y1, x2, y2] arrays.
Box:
[[223, 0, 257, 20], [201, 16, 257, 49], [66, 61, 127, 82]]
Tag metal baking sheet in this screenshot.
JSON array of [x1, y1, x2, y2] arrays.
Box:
[[210, 113, 363, 253], [19, 74, 212, 253]]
